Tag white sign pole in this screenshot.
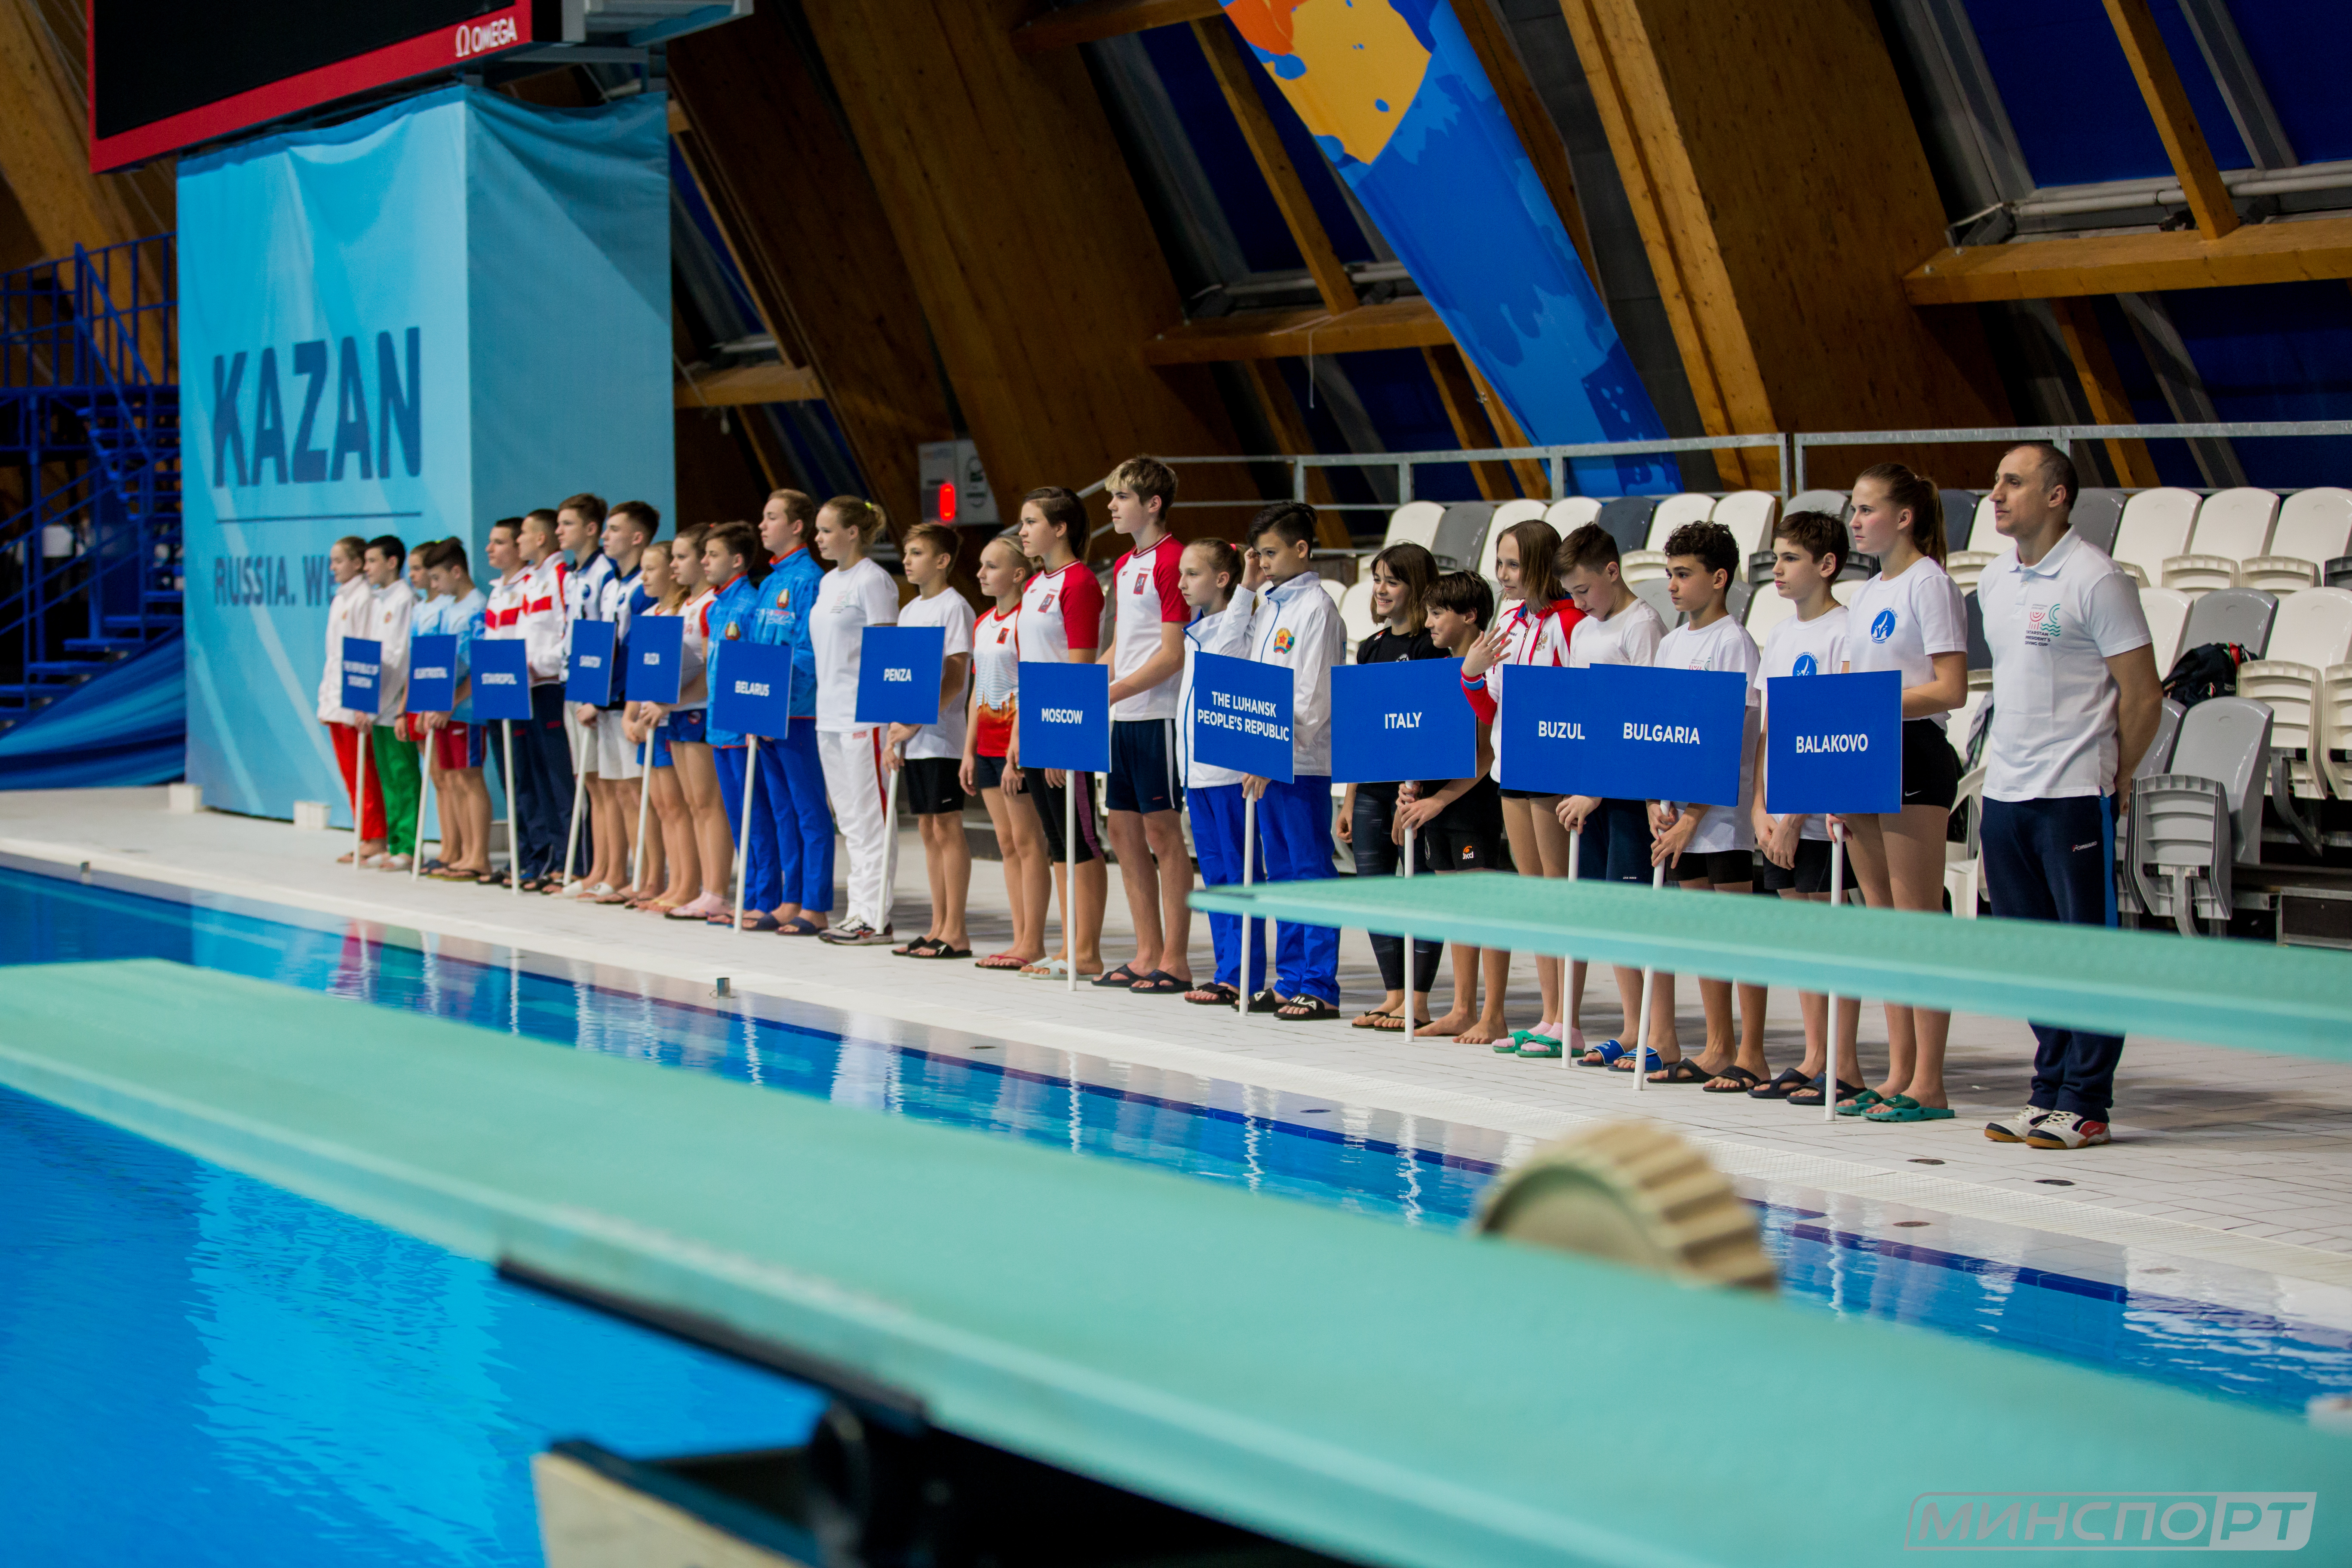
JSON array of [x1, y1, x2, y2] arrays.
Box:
[[1566, 825, 1581, 1066], [633, 718, 658, 891], [883, 758, 901, 937], [501, 721, 519, 898], [1240, 792, 1255, 1022], [352, 723, 371, 873], [1633, 859, 1666, 1094], [1401, 819, 1415, 1045], [1065, 774, 1078, 996], [412, 732, 433, 879], [560, 715, 588, 890], [734, 736, 761, 936], [1827, 819, 1846, 1123]]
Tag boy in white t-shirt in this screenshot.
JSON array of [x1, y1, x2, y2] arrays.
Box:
[[1638, 522, 1767, 1090], [886, 522, 977, 958], [1747, 511, 1862, 1105]]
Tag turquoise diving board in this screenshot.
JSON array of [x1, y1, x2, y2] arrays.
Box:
[[1192, 871, 2352, 1062], [0, 960, 2342, 1567]]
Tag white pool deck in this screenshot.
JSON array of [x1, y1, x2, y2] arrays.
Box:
[[7, 786, 2352, 1339]]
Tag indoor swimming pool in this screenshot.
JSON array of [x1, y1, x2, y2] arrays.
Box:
[[3, 865, 2347, 1566]]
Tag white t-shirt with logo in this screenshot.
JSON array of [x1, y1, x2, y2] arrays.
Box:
[[676, 587, 716, 710], [1977, 530, 2152, 801], [896, 587, 976, 761], [1108, 533, 1187, 721], [1016, 560, 1105, 669], [1652, 613, 1760, 853], [1754, 604, 1849, 841], [1845, 558, 1968, 729], [811, 558, 900, 732]]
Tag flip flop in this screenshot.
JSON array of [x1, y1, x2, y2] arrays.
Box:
[[1351, 1008, 1398, 1030], [975, 952, 1030, 971], [1185, 982, 1241, 1006], [1703, 1065, 1762, 1094], [1090, 964, 1145, 989], [1865, 1094, 1956, 1123], [1578, 1038, 1630, 1068], [1792, 1077, 1867, 1108], [1022, 958, 1073, 980], [911, 943, 974, 960], [1274, 995, 1342, 1022], [1516, 1032, 1565, 1058], [1836, 1087, 1891, 1118], [777, 917, 826, 936], [1370, 1012, 1434, 1032], [895, 936, 946, 956], [1609, 1047, 1664, 1074], [1649, 1059, 1715, 1085], [1128, 970, 1189, 994], [1747, 1067, 1811, 1100], [739, 911, 783, 933]]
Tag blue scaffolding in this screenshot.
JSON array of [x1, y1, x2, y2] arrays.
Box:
[[0, 235, 179, 731]]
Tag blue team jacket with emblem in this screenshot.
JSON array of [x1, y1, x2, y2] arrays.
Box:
[[746, 545, 823, 724], [701, 572, 765, 748]]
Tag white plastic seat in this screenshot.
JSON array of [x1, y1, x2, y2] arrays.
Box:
[[1544, 497, 1602, 533], [2139, 585, 2192, 673], [1945, 764, 1986, 917], [1631, 576, 1682, 632], [1320, 576, 1348, 619], [2161, 486, 2278, 593], [2324, 662, 2352, 799], [1741, 577, 1841, 640], [1784, 489, 1850, 526], [1945, 495, 2003, 590], [1383, 501, 1445, 550], [1478, 499, 1548, 589], [2234, 588, 2352, 799], [2125, 697, 2270, 936], [1621, 552, 1670, 585], [2243, 488, 2352, 592], [1712, 491, 1779, 559], [2112, 488, 2202, 585], [2160, 555, 2240, 598], [2116, 560, 2149, 588], [1337, 575, 1379, 647], [1623, 492, 1718, 583]]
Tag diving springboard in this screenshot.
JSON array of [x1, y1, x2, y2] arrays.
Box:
[[1193, 871, 2352, 1063], [0, 960, 2340, 1567]]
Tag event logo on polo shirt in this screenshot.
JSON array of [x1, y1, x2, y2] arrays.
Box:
[[1793, 653, 1819, 675], [209, 328, 423, 487], [2025, 602, 2063, 647], [1870, 610, 1896, 643]]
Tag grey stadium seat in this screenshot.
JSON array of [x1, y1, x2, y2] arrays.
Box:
[[2178, 586, 2278, 659], [2125, 696, 2271, 937], [1430, 501, 1495, 573], [1632, 575, 1682, 632], [2070, 489, 2125, 558], [1963, 590, 1992, 672], [1597, 496, 1658, 559]]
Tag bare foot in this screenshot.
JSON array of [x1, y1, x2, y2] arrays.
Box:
[[1419, 1009, 1472, 1037], [1457, 1016, 1508, 1046]]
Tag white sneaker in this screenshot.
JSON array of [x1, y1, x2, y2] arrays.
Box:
[[1984, 1105, 2047, 1144], [817, 919, 894, 946], [2026, 1110, 2111, 1150]]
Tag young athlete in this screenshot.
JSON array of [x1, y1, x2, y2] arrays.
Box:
[[749, 489, 832, 936], [512, 510, 574, 890], [1637, 522, 1770, 1090], [361, 535, 420, 871], [661, 526, 734, 922], [699, 521, 770, 926], [1396, 571, 1511, 1043], [417, 540, 493, 881], [555, 494, 614, 896], [1011, 487, 1107, 980], [1840, 463, 1967, 1123], [1460, 518, 1582, 1055], [1746, 512, 1862, 1105], [1176, 538, 1263, 1008], [580, 500, 655, 902], [1098, 456, 1195, 995], [1242, 502, 1347, 1021], [1552, 522, 1668, 1068], [887, 522, 976, 958], [811, 496, 903, 946], [620, 535, 682, 908], [961, 535, 1050, 972], [317, 534, 385, 863], [1339, 541, 1443, 1032]]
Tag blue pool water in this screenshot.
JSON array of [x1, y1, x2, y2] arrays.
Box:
[[2, 868, 2348, 1565]]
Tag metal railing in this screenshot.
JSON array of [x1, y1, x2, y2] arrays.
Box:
[[1790, 420, 2352, 493]]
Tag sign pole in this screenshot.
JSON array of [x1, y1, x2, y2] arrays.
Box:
[[1633, 859, 1666, 1093], [502, 721, 519, 898], [1065, 775, 1077, 995], [883, 760, 901, 938], [1240, 792, 1255, 1022], [560, 717, 588, 891], [1826, 819, 1846, 1123], [1401, 820, 1415, 1045], [633, 717, 658, 891], [353, 723, 371, 872], [734, 736, 761, 936], [412, 731, 433, 880], [1566, 826, 1581, 1065]]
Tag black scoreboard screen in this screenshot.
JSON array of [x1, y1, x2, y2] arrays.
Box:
[[89, 0, 547, 171]]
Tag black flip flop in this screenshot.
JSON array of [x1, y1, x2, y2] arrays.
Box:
[[1747, 1067, 1811, 1100], [1650, 1059, 1715, 1085], [1790, 1076, 1867, 1108], [1702, 1064, 1762, 1094], [895, 935, 945, 956], [911, 944, 974, 960], [1185, 982, 1241, 1006], [1274, 996, 1342, 1023], [1090, 964, 1145, 989], [1128, 969, 1189, 994]]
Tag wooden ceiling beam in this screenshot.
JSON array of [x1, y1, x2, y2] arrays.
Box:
[[1142, 295, 1454, 364], [1906, 216, 2352, 304], [2047, 298, 2162, 489], [675, 363, 825, 408], [1241, 360, 1339, 513], [1458, 355, 1554, 500], [2101, 0, 2238, 240], [1190, 15, 1357, 317], [1422, 345, 1522, 502], [1010, 0, 1218, 54]]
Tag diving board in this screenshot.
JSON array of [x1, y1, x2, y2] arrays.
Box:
[[0, 960, 2341, 1566]]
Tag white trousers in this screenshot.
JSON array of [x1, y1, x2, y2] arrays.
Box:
[[818, 725, 893, 930]]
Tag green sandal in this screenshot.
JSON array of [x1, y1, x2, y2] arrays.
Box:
[[1865, 1094, 1956, 1123], [1834, 1088, 1889, 1118], [1515, 1032, 1563, 1059], [1495, 1029, 1533, 1054]]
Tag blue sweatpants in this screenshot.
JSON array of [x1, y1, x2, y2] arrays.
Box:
[[1980, 794, 2123, 1119], [714, 743, 780, 913], [1256, 773, 1339, 1004], [1187, 783, 1266, 994], [757, 718, 835, 912]]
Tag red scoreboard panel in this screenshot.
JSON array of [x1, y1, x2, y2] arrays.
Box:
[[88, 1, 553, 172]]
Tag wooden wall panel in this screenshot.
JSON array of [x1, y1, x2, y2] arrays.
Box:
[[799, 0, 1242, 556], [670, 12, 953, 528], [0, 0, 170, 259]]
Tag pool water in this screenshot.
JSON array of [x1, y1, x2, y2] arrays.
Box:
[[3, 868, 2347, 1565]]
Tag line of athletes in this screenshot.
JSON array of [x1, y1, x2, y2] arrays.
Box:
[[315, 447, 2151, 1148]]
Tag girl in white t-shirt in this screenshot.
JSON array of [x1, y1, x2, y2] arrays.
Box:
[[620, 533, 693, 913], [887, 522, 977, 958], [811, 497, 903, 946], [660, 526, 734, 921], [961, 535, 1050, 973], [1840, 463, 1968, 1123]]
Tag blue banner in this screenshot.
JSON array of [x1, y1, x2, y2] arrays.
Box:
[[710, 641, 794, 739], [406, 634, 457, 714], [339, 637, 381, 715], [626, 615, 683, 704], [179, 83, 671, 828], [470, 639, 532, 723], [566, 621, 617, 706], [855, 626, 945, 726], [1330, 659, 1474, 785], [1018, 660, 1109, 773], [1766, 670, 1902, 816], [1191, 651, 1295, 784], [1499, 664, 1746, 804]]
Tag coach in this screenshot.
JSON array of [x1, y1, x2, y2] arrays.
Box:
[[1976, 442, 2165, 1152]]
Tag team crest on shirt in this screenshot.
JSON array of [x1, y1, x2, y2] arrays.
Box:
[[724, 620, 741, 640], [774, 586, 791, 609], [1793, 653, 1818, 676], [1274, 628, 1295, 654], [1132, 573, 1146, 594], [1870, 610, 1896, 643]]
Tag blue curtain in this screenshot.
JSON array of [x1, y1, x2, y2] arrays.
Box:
[[0, 635, 184, 789]]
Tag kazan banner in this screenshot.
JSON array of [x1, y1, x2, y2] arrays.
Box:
[[180, 84, 671, 823]]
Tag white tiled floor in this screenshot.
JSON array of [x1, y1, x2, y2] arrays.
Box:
[[7, 787, 2352, 1328]]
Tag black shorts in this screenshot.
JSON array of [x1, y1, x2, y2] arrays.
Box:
[[1899, 718, 1962, 812], [1106, 719, 1182, 814], [1674, 849, 1756, 887], [902, 756, 964, 816], [1757, 836, 1834, 893], [1497, 785, 1556, 801], [1023, 766, 1101, 864], [1431, 825, 1503, 870], [970, 752, 1010, 792], [1575, 797, 1652, 883]]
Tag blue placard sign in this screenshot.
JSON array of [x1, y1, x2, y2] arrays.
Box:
[[1766, 669, 1901, 816], [1018, 660, 1110, 773], [855, 625, 945, 726], [339, 637, 381, 715], [1330, 658, 1474, 785], [566, 620, 617, 705], [710, 640, 794, 738], [1499, 664, 1746, 804], [470, 638, 533, 723], [1190, 651, 1295, 785], [626, 615, 684, 704], [406, 634, 458, 714]]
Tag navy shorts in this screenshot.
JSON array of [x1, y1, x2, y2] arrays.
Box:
[[1575, 797, 1652, 883], [1900, 719, 1962, 811], [1106, 718, 1182, 814], [669, 708, 708, 745], [902, 757, 965, 816], [971, 752, 1010, 792]]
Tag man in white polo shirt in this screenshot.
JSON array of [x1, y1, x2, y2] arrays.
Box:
[[1977, 442, 2165, 1152]]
